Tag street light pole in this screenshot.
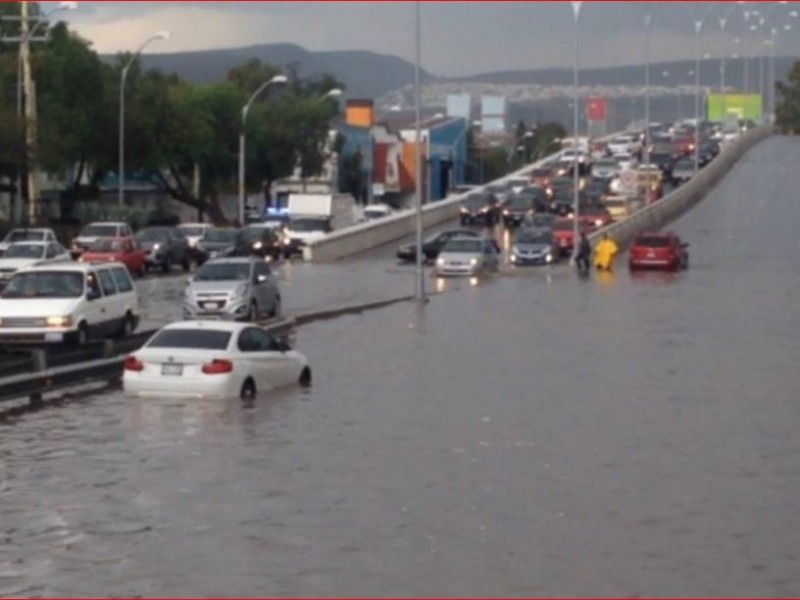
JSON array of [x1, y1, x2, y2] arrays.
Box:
[[118, 31, 170, 211], [643, 10, 655, 206], [237, 74, 290, 225], [414, 0, 425, 303], [570, 1, 582, 266], [693, 19, 702, 176], [15, 1, 78, 226]]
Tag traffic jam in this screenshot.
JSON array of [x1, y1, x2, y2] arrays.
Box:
[[397, 119, 728, 278], [0, 120, 727, 400]]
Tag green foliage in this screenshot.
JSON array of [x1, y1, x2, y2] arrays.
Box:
[[0, 4, 346, 223], [775, 61, 800, 134]]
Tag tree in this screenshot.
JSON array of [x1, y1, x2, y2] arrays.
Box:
[[775, 61, 800, 134]]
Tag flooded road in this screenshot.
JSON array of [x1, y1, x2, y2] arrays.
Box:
[[1, 137, 799, 597]]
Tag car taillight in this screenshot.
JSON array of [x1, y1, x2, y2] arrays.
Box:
[[202, 359, 233, 375], [124, 356, 144, 372]]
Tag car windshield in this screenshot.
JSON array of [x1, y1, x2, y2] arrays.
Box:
[[507, 197, 533, 210], [443, 239, 483, 253], [516, 232, 552, 245], [5, 230, 45, 243], [136, 229, 169, 242], [81, 225, 118, 237], [595, 160, 617, 169], [90, 239, 125, 252], [636, 236, 671, 248], [179, 226, 205, 237], [553, 221, 575, 232], [462, 195, 488, 209], [147, 329, 232, 351], [1, 271, 84, 299], [203, 229, 238, 243], [194, 262, 250, 282], [238, 228, 271, 242], [675, 160, 694, 170], [528, 215, 555, 228], [289, 219, 329, 233], [4, 244, 45, 259]]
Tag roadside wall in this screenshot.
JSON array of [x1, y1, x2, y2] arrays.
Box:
[[591, 126, 774, 248]]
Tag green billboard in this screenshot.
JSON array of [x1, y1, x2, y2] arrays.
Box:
[[707, 94, 762, 123]]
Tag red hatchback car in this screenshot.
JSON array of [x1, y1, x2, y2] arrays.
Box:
[[629, 232, 689, 272], [80, 237, 146, 277]]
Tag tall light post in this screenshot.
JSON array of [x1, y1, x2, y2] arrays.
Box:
[[237, 74, 290, 225], [642, 7, 659, 206], [118, 30, 170, 210], [414, 0, 425, 303], [570, 1, 582, 266], [14, 0, 78, 225], [685, 3, 715, 177]]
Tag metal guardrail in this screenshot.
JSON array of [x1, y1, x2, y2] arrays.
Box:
[[0, 317, 297, 407]]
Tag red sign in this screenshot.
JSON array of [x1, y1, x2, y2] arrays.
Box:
[[587, 97, 607, 122]]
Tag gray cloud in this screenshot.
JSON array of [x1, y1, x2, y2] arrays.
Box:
[[46, 1, 800, 76]]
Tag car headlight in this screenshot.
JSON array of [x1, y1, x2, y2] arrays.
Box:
[[46, 316, 72, 328], [503, 210, 510, 216], [545, 253, 553, 264], [470, 258, 479, 266], [153, 243, 160, 251], [231, 283, 249, 299], [595, 219, 603, 227], [436, 258, 445, 266], [253, 241, 263, 250], [460, 208, 469, 214]]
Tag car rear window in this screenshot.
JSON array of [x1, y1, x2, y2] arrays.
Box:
[[147, 329, 232, 350], [636, 236, 670, 248]]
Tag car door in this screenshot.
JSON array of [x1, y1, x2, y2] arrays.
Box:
[[252, 262, 275, 316], [484, 240, 499, 271], [96, 267, 121, 335], [245, 327, 297, 389], [82, 270, 107, 336]]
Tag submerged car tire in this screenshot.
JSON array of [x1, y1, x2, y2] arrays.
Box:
[[75, 322, 89, 346], [116, 313, 135, 338], [240, 379, 256, 401], [299, 367, 312, 388], [246, 301, 258, 322], [269, 296, 281, 318]]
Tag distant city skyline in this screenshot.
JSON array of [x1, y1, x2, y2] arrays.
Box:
[[48, 1, 800, 77]]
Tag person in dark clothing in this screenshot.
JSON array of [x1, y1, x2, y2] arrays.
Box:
[[576, 232, 592, 274]]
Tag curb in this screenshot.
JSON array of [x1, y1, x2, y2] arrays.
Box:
[[293, 295, 417, 325]]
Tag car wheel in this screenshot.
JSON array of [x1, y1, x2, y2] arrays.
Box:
[[117, 313, 135, 338], [246, 301, 258, 322], [182, 256, 191, 272], [269, 296, 281, 318], [161, 257, 172, 273], [137, 264, 146, 278], [75, 322, 89, 346], [299, 367, 312, 388], [240, 379, 256, 401]]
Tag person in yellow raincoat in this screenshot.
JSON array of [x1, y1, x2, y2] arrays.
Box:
[[594, 233, 619, 272]]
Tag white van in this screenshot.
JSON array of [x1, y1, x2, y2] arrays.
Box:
[[0, 262, 139, 345]]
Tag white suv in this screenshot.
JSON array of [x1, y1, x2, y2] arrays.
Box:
[[0, 262, 139, 345]]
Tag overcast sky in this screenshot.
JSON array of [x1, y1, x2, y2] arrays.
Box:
[[47, 1, 800, 76]]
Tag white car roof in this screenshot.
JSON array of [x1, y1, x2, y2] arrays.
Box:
[[178, 223, 211, 228], [6, 241, 49, 247], [18, 262, 124, 273], [162, 320, 248, 333], [7, 227, 53, 233]]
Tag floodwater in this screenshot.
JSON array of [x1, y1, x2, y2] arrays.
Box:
[[1, 137, 799, 597]]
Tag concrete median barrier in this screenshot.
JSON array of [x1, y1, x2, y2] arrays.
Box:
[[591, 126, 774, 249]]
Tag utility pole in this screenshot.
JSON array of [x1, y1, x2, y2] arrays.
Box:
[[21, 2, 41, 226]]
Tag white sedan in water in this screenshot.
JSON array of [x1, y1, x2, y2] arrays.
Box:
[[123, 321, 312, 400]]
